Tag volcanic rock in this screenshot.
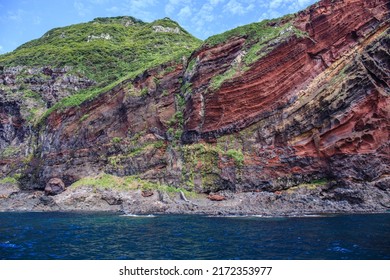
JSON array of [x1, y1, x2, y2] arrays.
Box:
[[207, 194, 226, 201], [44, 178, 66, 196], [141, 190, 154, 197]]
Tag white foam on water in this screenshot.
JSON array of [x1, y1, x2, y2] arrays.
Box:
[[0, 241, 19, 248], [121, 214, 156, 218]]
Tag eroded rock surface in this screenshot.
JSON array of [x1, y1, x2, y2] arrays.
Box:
[[44, 178, 66, 196]]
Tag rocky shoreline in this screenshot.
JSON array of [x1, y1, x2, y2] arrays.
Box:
[[1, 1, 389, 219], [1, 182, 389, 216]]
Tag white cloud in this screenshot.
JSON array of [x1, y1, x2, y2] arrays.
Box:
[[178, 6, 192, 20], [197, 2, 215, 22], [167, 0, 182, 6], [120, 0, 159, 21], [165, 0, 193, 16], [209, 0, 225, 5], [0, 45, 3, 52], [6, 9, 25, 22], [129, 0, 157, 9], [298, 0, 311, 6], [165, 4, 175, 15], [268, 0, 312, 10], [190, 1, 218, 37], [106, 6, 119, 14], [74, 1, 89, 17], [269, 0, 283, 9], [223, 0, 254, 16], [88, 0, 109, 4], [258, 10, 282, 21], [33, 16, 42, 25]]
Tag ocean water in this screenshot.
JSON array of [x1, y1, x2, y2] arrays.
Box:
[[0, 212, 389, 260]]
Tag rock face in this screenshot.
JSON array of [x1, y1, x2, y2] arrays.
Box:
[[181, 0, 390, 191], [184, 0, 389, 138], [0, 98, 25, 150], [44, 178, 65, 196], [0, 66, 95, 109], [152, 26, 180, 34], [1, 0, 389, 213], [0, 66, 95, 177], [22, 62, 182, 188]]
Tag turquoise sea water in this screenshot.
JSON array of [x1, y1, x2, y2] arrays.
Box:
[[0, 212, 389, 259]]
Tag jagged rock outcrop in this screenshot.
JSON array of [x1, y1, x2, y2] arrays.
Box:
[[44, 177, 65, 195]]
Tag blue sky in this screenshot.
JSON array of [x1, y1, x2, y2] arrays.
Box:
[[0, 0, 317, 54]]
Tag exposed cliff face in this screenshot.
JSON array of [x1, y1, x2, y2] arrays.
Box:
[[22, 62, 183, 188], [0, 98, 25, 150], [184, 0, 389, 138], [1, 0, 389, 212], [181, 0, 389, 191], [0, 66, 95, 108], [0, 66, 96, 178]]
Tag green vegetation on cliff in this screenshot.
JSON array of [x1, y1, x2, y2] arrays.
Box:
[[0, 176, 19, 185], [0, 16, 201, 123], [70, 173, 196, 197], [0, 17, 200, 87], [204, 16, 292, 47], [206, 14, 310, 91]]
